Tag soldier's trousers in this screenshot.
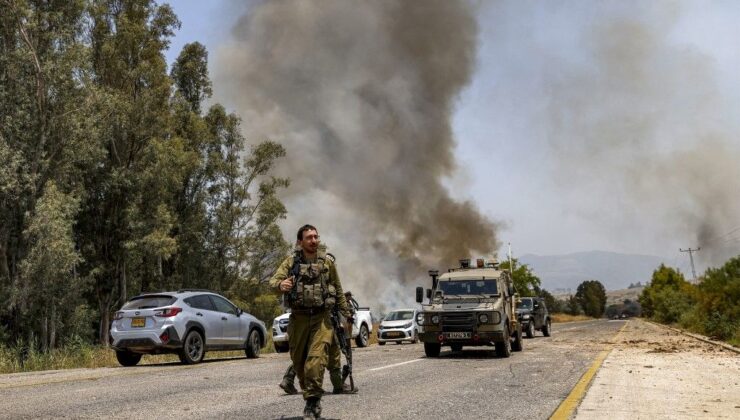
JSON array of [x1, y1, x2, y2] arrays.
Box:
[[282, 338, 342, 391], [287, 311, 334, 399]]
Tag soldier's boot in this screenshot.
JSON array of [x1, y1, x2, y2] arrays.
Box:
[[279, 365, 298, 395], [303, 397, 321, 419], [329, 368, 358, 394]]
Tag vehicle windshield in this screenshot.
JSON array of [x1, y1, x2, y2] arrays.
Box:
[[384, 311, 414, 321], [517, 298, 533, 309], [438, 279, 498, 296], [122, 295, 176, 310]]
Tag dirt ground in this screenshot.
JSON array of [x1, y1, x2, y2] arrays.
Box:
[[575, 319, 740, 419]]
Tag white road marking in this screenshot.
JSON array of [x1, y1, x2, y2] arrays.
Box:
[[367, 358, 423, 372]]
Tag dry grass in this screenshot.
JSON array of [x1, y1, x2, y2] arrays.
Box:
[[551, 313, 595, 323], [0, 337, 276, 374]]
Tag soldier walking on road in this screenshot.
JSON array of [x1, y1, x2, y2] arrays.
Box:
[[270, 224, 352, 419]]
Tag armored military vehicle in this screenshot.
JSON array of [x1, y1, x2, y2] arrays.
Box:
[[415, 258, 523, 357]]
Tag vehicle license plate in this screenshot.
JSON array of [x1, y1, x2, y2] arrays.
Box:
[[446, 332, 470, 339], [387, 331, 402, 338], [131, 317, 146, 328]]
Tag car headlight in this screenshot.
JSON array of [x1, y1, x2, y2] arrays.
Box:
[[478, 313, 489, 324], [522, 314, 531, 320], [431, 314, 440, 324], [401, 322, 412, 329], [416, 313, 424, 324]]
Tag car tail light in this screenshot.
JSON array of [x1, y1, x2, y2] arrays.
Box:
[[155, 307, 182, 317], [159, 332, 170, 343], [114, 311, 123, 320]]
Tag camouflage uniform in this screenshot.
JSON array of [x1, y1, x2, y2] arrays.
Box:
[[269, 247, 351, 402]]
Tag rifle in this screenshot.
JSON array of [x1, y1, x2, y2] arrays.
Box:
[[330, 307, 354, 390], [288, 250, 301, 303]]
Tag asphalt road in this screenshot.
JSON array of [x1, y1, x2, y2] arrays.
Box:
[[0, 319, 625, 419]]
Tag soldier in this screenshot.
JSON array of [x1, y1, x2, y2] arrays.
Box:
[[270, 224, 352, 419], [279, 290, 359, 395]]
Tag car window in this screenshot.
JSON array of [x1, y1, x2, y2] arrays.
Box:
[[209, 295, 237, 315], [122, 295, 176, 309], [385, 311, 414, 321], [185, 294, 216, 311]]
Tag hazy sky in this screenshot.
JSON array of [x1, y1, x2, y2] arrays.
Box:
[[164, 1, 740, 276]]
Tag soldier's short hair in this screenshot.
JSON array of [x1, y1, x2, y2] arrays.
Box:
[[297, 224, 318, 241]]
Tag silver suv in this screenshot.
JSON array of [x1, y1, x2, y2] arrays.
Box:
[[110, 290, 266, 366]]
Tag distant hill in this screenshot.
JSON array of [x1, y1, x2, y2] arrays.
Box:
[[519, 251, 666, 292]]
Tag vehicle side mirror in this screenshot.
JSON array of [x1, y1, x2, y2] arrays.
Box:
[[426, 289, 432, 299], [534, 303, 540, 309], [507, 284, 514, 296], [415, 287, 424, 303], [236, 308, 243, 317]]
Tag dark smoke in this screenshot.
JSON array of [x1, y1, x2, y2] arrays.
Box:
[[215, 0, 498, 306]]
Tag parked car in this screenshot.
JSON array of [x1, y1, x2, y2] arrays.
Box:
[[515, 297, 551, 338], [110, 290, 267, 366], [377, 308, 420, 345], [272, 296, 374, 352]]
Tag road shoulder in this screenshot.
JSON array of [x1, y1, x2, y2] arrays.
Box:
[[574, 319, 740, 419]]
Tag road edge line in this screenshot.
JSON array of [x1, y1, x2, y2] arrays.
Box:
[[549, 321, 627, 420]]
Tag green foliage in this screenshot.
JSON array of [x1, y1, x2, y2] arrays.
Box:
[[499, 258, 541, 296], [575, 280, 607, 318], [0, 1, 290, 353], [638, 264, 694, 320], [565, 295, 583, 316]]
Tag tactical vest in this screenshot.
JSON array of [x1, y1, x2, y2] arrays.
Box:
[[290, 245, 337, 310]]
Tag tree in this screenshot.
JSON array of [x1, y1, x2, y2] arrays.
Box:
[[538, 289, 564, 313], [15, 182, 87, 350], [565, 295, 583, 316], [692, 256, 739, 340], [499, 258, 541, 296], [575, 280, 607, 318], [639, 264, 693, 321]]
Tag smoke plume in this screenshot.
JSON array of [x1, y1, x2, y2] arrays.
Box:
[[544, 3, 740, 270], [215, 0, 498, 307]]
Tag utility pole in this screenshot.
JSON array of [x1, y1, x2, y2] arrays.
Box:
[[680, 247, 700, 282]]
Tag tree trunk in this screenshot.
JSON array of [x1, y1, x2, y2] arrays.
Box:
[[49, 302, 56, 350], [41, 315, 48, 352], [120, 261, 127, 308]]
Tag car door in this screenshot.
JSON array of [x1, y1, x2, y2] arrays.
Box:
[[209, 295, 242, 346], [185, 294, 224, 345], [533, 299, 544, 329]]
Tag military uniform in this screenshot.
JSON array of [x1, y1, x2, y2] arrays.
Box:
[[269, 247, 351, 403]]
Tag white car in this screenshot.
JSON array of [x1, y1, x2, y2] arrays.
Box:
[[377, 308, 420, 345], [110, 290, 267, 366], [272, 298, 373, 352]]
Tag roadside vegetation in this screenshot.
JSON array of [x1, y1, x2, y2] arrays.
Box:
[[639, 256, 740, 347], [0, 1, 288, 370], [550, 314, 594, 323]]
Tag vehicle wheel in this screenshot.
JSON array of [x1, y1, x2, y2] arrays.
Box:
[[115, 350, 142, 367], [355, 323, 369, 347], [512, 324, 523, 352], [526, 321, 535, 339], [424, 342, 441, 357], [178, 329, 205, 364], [411, 329, 419, 344], [450, 343, 463, 352], [495, 324, 512, 358], [542, 319, 551, 337], [378, 341, 386, 346], [273, 341, 289, 353], [245, 329, 261, 359]]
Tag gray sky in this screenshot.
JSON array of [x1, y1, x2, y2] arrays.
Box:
[[165, 1, 740, 278]]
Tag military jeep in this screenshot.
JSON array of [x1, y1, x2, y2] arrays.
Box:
[[415, 258, 523, 358]]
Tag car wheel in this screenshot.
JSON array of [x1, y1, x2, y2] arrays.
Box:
[[512, 324, 523, 352], [450, 343, 463, 352], [245, 329, 261, 358], [424, 342, 441, 357], [115, 350, 142, 367], [542, 319, 551, 337], [378, 341, 386, 346], [495, 323, 512, 358], [178, 329, 205, 364], [355, 323, 369, 347], [411, 329, 419, 344], [526, 321, 535, 339]]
